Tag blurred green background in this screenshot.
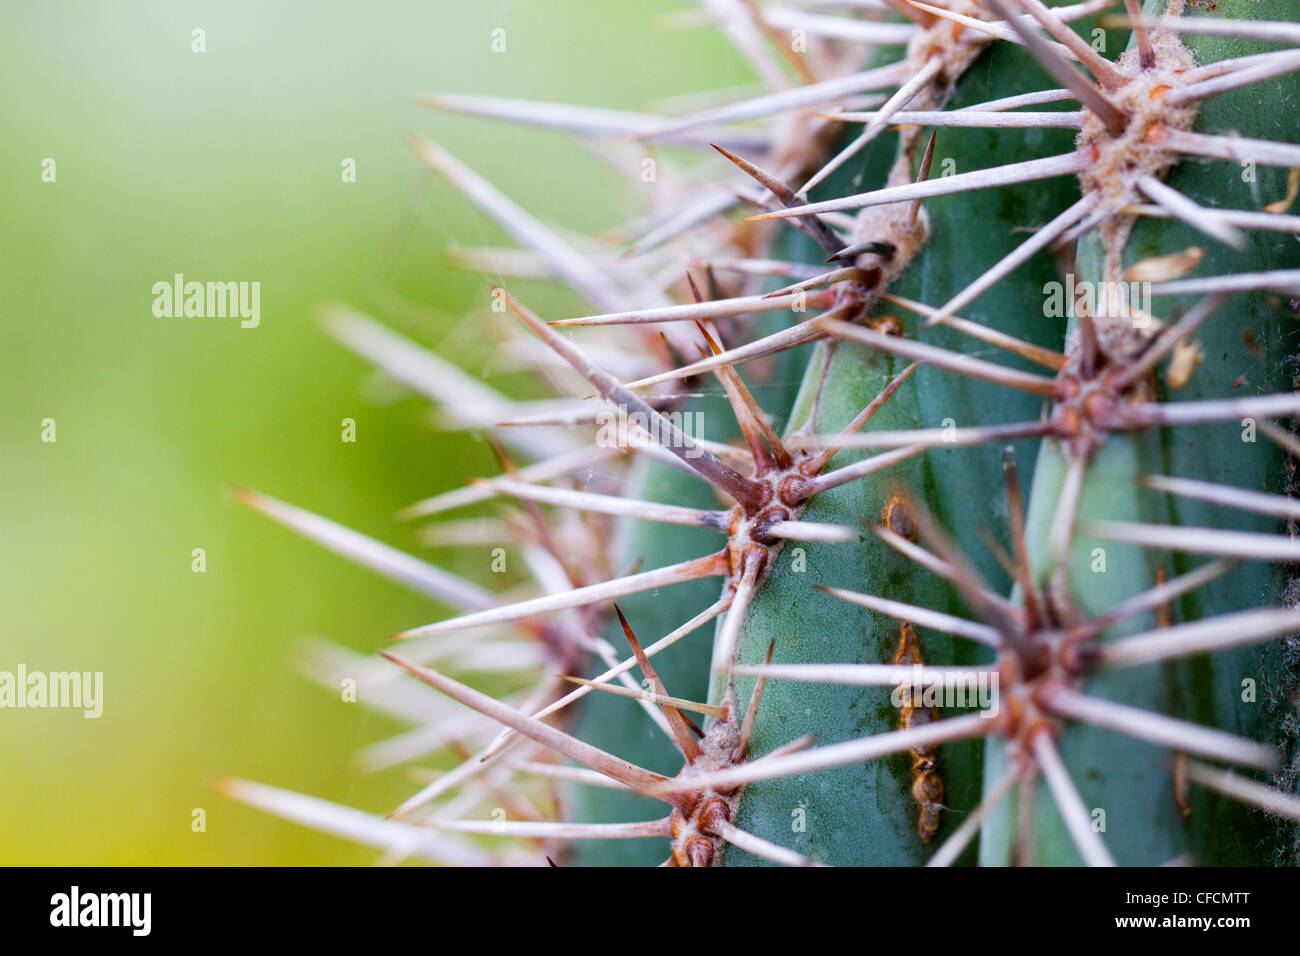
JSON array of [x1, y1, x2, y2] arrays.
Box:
[[0, 0, 750, 864]]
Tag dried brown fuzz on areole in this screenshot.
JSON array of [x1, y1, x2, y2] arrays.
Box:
[[892, 622, 945, 843], [1076, 25, 1198, 283], [667, 720, 744, 866], [882, 493, 917, 542]]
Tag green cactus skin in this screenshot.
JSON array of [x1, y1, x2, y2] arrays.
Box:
[[980, 0, 1300, 866], [981, 434, 1171, 865], [720, 38, 1095, 865], [723, 342, 953, 865], [1129, 0, 1300, 867], [558, 0, 1299, 867]]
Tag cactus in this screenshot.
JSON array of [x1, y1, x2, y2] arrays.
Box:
[[219, 0, 1300, 866]]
